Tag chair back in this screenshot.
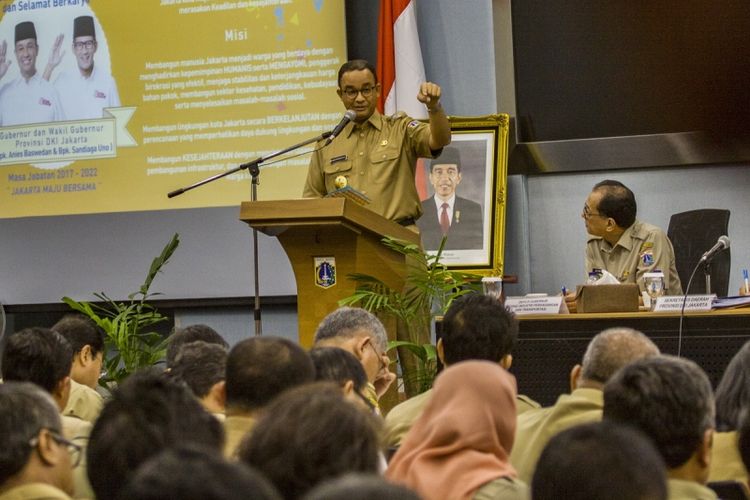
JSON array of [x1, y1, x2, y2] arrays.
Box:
[[667, 209, 731, 296]]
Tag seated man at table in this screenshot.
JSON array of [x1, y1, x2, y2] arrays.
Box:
[[582, 180, 682, 294]]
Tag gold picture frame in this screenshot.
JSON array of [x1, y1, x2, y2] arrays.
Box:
[[416, 114, 509, 275]]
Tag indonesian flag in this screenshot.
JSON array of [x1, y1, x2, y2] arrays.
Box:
[[377, 0, 431, 199], [377, 0, 428, 120]]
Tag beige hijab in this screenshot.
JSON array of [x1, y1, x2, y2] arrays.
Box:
[[386, 360, 518, 500]]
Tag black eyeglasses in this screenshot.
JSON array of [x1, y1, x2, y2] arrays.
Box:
[[30, 428, 82, 467], [582, 203, 607, 220], [341, 86, 376, 99], [366, 339, 388, 373], [73, 40, 96, 50]]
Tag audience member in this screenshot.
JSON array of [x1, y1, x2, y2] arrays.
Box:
[[387, 361, 527, 500], [1, 327, 92, 499], [168, 340, 228, 418], [86, 369, 223, 499], [531, 421, 667, 500], [0, 382, 76, 499], [510, 327, 660, 482], [603, 356, 717, 500], [238, 382, 381, 500], [310, 346, 373, 411], [165, 323, 228, 368], [117, 445, 280, 500], [385, 293, 537, 447], [738, 414, 750, 488], [313, 307, 396, 409], [223, 336, 315, 457], [711, 340, 750, 484], [52, 314, 105, 422], [304, 473, 420, 500]]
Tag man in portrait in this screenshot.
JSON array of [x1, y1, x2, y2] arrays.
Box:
[[45, 15, 121, 120], [0, 21, 65, 126], [417, 146, 484, 251]]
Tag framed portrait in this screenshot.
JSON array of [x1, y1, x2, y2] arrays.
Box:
[[415, 114, 509, 275]]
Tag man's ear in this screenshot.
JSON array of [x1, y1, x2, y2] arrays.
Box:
[[354, 336, 370, 361], [436, 338, 446, 365], [79, 344, 93, 365], [500, 354, 513, 370], [697, 428, 714, 468], [342, 379, 355, 397], [569, 364, 582, 392], [35, 429, 62, 466], [211, 380, 226, 408]]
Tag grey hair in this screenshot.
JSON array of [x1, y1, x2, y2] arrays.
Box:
[[581, 327, 660, 384], [313, 307, 387, 352], [0, 382, 62, 484]]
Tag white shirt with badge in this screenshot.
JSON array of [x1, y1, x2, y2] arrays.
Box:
[[0, 72, 65, 126], [54, 64, 120, 120]]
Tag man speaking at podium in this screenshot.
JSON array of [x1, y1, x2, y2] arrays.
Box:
[[303, 59, 452, 229]]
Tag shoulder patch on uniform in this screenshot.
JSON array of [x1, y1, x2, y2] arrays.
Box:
[[408, 120, 420, 128], [640, 241, 654, 252], [641, 251, 654, 266]]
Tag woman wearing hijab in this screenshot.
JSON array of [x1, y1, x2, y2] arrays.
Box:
[[386, 360, 526, 500]]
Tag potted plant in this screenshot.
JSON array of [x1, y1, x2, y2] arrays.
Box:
[[62, 233, 180, 388], [339, 236, 481, 396]]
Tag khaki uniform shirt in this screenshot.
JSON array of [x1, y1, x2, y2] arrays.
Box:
[[667, 478, 718, 500], [63, 380, 103, 423], [509, 388, 604, 483], [0, 483, 72, 500], [61, 416, 93, 500], [709, 431, 748, 484], [384, 387, 541, 448], [303, 111, 437, 222], [473, 477, 529, 500], [222, 414, 256, 459], [586, 220, 683, 294]]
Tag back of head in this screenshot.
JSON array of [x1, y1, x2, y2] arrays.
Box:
[[603, 355, 715, 469], [1, 327, 73, 393], [0, 382, 62, 485], [441, 293, 518, 365], [52, 314, 105, 357], [310, 346, 368, 393], [303, 473, 420, 500], [169, 340, 228, 399], [239, 382, 381, 500], [313, 307, 387, 352], [166, 324, 228, 368], [532, 421, 667, 500], [225, 336, 314, 412], [580, 327, 660, 385], [715, 340, 750, 431], [118, 445, 280, 500], [592, 179, 637, 228], [87, 369, 224, 499]]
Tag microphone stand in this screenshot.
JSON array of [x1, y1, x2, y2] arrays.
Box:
[[704, 261, 712, 295], [167, 130, 332, 336]]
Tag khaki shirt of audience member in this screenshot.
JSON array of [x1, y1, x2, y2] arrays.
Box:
[[0, 483, 73, 500], [709, 431, 749, 484], [303, 61, 451, 224], [222, 414, 256, 459], [667, 478, 718, 500], [62, 380, 103, 423], [61, 415, 94, 500], [583, 187, 682, 294]]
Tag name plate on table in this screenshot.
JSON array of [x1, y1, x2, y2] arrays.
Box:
[[653, 294, 716, 312], [505, 296, 567, 315]]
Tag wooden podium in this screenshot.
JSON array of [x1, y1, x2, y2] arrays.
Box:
[[239, 198, 420, 347]]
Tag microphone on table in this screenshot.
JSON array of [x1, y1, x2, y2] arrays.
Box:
[[324, 110, 356, 146], [700, 235, 730, 263]]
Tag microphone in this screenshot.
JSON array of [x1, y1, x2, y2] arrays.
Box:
[[700, 235, 730, 263], [324, 110, 356, 146]]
